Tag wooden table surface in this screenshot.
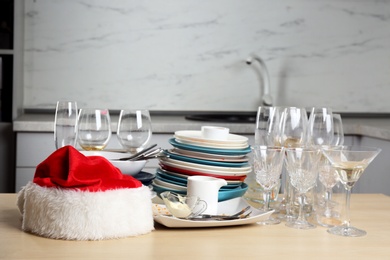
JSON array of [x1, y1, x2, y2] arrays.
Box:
[[1, 193, 390, 259]]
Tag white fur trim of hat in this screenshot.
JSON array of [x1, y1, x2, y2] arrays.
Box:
[[18, 182, 154, 240]]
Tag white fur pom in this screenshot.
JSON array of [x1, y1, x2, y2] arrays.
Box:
[[18, 182, 154, 240]]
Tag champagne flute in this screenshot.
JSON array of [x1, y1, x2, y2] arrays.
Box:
[[77, 108, 112, 151], [54, 101, 78, 149], [117, 109, 152, 154], [322, 146, 381, 237], [285, 147, 322, 229], [252, 146, 285, 225], [279, 107, 308, 219], [246, 107, 283, 205], [317, 113, 344, 226]]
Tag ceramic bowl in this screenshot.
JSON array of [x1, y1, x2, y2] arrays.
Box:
[[80, 151, 146, 175]]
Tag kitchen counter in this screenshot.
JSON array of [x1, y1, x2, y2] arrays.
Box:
[[12, 113, 390, 140], [1, 193, 390, 259]]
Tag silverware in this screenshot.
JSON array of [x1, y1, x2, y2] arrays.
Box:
[[188, 206, 251, 221], [115, 144, 157, 161]]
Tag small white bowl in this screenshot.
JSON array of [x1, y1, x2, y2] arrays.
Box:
[[80, 151, 146, 175]]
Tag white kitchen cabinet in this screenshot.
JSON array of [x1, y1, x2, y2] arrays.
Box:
[[15, 132, 172, 191], [350, 136, 390, 195], [15, 133, 388, 195], [15, 132, 254, 191]]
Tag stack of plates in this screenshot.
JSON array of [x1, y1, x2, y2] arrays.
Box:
[[152, 130, 252, 201]]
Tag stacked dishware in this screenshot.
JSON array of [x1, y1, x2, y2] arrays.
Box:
[[152, 127, 252, 201]]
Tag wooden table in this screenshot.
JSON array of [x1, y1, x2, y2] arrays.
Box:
[[1, 194, 389, 259]]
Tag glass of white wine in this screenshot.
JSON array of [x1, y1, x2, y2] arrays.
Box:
[[322, 146, 381, 237], [77, 108, 112, 151]]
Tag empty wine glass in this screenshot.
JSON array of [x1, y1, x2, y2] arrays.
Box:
[[285, 147, 322, 229], [255, 106, 283, 146], [117, 109, 152, 154], [307, 107, 333, 147], [322, 146, 381, 237], [54, 101, 78, 149], [331, 114, 344, 147], [77, 108, 112, 151], [252, 146, 285, 225]]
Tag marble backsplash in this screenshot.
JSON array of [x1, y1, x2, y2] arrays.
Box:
[[22, 0, 390, 113]]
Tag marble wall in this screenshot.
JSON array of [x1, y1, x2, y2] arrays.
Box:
[[22, 0, 390, 113]]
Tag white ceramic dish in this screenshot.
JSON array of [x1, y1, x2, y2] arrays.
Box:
[[174, 130, 248, 144], [160, 157, 252, 175], [175, 137, 248, 149], [152, 197, 274, 228], [80, 151, 146, 176]]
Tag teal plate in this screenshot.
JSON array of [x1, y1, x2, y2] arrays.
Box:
[[156, 168, 242, 189], [169, 138, 251, 156], [152, 182, 248, 202], [164, 150, 249, 168]]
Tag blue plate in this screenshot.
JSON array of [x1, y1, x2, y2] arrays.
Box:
[[169, 138, 251, 156], [165, 150, 249, 168], [152, 182, 248, 202], [156, 168, 242, 189]]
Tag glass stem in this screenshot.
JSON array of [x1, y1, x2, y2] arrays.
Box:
[[343, 187, 352, 228], [263, 190, 271, 212], [297, 194, 306, 223]]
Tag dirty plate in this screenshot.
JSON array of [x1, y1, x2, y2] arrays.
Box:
[[153, 197, 273, 228]]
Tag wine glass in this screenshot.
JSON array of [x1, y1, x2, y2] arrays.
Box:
[[285, 147, 322, 229], [322, 146, 381, 237], [307, 107, 333, 147], [278, 107, 308, 219], [117, 109, 152, 153], [54, 101, 78, 149], [331, 114, 344, 147], [255, 106, 283, 146], [280, 107, 308, 148], [77, 108, 112, 151], [252, 146, 285, 225]]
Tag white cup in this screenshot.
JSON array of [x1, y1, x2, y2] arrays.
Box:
[[201, 126, 229, 140], [187, 176, 227, 215]]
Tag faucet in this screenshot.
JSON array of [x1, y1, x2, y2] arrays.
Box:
[[246, 54, 273, 106]]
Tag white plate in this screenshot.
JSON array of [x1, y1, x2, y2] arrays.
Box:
[[160, 157, 252, 175], [174, 130, 248, 144], [152, 197, 274, 228], [175, 137, 248, 149]]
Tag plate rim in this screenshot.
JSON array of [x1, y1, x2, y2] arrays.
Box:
[[153, 197, 273, 228], [174, 130, 248, 144]]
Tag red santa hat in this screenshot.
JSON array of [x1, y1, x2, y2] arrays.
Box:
[[17, 146, 154, 240]]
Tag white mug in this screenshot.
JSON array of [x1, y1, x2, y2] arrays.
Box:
[[187, 176, 227, 215]]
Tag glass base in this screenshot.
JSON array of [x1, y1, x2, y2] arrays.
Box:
[[327, 225, 367, 237], [257, 216, 281, 225], [286, 219, 316, 230]]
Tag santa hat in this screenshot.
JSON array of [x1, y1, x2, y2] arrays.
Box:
[[17, 146, 154, 240]]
